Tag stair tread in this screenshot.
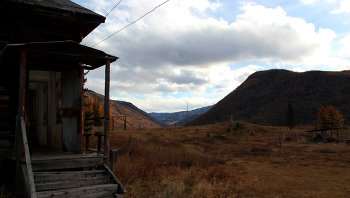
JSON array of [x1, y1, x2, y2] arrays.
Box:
[[0, 148, 14, 158], [34, 170, 106, 175], [32, 153, 103, 161], [34, 170, 108, 182], [32, 155, 104, 171], [0, 139, 12, 146], [35, 175, 112, 191], [0, 95, 9, 100], [34, 170, 109, 183], [36, 184, 118, 198], [0, 112, 16, 116], [0, 121, 15, 126], [0, 133, 15, 139], [0, 116, 14, 120], [0, 87, 7, 91], [0, 130, 14, 135]]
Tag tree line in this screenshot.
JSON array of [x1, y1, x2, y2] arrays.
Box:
[[286, 102, 344, 130]]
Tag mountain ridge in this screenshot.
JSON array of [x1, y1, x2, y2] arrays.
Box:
[[84, 90, 160, 129], [190, 69, 350, 126]]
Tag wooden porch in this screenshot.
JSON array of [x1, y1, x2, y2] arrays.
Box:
[[0, 1, 125, 197]]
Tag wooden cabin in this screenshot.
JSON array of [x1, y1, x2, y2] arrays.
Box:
[[0, 0, 125, 197]]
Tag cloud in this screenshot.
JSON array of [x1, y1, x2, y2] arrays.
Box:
[[299, 0, 319, 5], [86, 1, 335, 68], [166, 70, 208, 85], [299, 0, 350, 14], [338, 35, 350, 58], [105, 64, 262, 113], [78, 0, 345, 112], [331, 0, 350, 14]]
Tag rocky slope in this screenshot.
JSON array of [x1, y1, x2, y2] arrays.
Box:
[[84, 90, 160, 129], [190, 69, 350, 126]]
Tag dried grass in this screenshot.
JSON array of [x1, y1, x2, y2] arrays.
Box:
[[110, 122, 350, 198]]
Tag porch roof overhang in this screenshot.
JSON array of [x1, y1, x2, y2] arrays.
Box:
[[0, 40, 118, 71], [0, 0, 106, 42]]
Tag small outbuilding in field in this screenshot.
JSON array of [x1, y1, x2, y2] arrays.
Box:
[[305, 128, 340, 143]]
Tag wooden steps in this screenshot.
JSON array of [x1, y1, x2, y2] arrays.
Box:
[[32, 153, 121, 197]]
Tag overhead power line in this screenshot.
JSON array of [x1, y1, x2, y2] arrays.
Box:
[[105, 0, 123, 17], [91, 0, 170, 47]]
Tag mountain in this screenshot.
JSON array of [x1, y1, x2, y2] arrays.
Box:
[[84, 90, 160, 129], [190, 69, 350, 126], [149, 106, 212, 126]]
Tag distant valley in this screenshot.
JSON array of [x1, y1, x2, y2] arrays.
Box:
[[149, 106, 212, 126]]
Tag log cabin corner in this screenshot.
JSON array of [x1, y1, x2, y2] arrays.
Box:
[[0, 0, 125, 197]]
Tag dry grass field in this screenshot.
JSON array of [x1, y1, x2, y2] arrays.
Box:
[[109, 122, 350, 198]]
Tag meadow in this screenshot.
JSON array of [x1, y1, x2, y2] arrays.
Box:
[[110, 122, 350, 198]]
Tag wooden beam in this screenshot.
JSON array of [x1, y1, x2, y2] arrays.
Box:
[[104, 61, 110, 162], [103, 163, 126, 194], [20, 117, 37, 198], [18, 48, 27, 116], [79, 68, 84, 153], [16, 48, 28, 197]]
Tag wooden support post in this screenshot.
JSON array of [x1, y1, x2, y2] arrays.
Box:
[[18, 48, 27, 116], [104, 61, 110, 162], [16, 48, 27, 197]]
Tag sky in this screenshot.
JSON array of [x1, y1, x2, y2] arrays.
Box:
[[73, 0, 350, 113]]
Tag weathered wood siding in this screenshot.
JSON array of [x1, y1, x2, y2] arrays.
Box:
[[62, 69, 83, 153]]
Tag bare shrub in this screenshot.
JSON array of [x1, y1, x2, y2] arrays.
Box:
[[190, 180, 214, 198], [158, 178, 186, 198], [206, 166, 230, 180]]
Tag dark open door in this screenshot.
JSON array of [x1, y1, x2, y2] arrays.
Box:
[[28, 81, 48, 148], [28, 88, 37, 147]]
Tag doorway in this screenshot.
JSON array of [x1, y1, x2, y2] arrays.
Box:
[[28, 81, 48, 148]]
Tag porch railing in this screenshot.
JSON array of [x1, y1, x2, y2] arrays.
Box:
[[84, 116, 104, 154], [15, 116, 36, 198]]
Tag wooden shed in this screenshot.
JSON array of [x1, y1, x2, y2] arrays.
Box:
[[0, 0, 125, 197]]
